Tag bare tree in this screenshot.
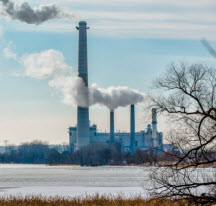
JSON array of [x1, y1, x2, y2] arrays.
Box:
[[150, 62, 216, 205]]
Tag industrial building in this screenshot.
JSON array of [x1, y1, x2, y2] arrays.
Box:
[[69, 107, 163, 153], [69, 21, 164, 153]]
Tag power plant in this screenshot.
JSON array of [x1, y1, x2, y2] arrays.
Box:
[[69, 107, 163, 153], [69, 21, 165, 153]]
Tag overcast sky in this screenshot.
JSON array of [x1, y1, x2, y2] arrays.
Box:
[[0, 0, 215, 145]]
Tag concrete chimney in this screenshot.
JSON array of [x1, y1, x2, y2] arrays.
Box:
[[110, 110, 115, 143], [76, 21, 90, 150], [152, 108, 157, 147], [130, 104, 135, 153]]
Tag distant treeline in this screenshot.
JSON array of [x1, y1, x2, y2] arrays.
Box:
[[0, 141, 177, 166]]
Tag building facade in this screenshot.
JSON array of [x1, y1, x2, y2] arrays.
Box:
[[69, 118, 163, 153]]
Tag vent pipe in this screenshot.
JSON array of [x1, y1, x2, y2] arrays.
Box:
[[152, 108, 157, 147], [110, 110, 115, 143], [130, 104, 135, 153]]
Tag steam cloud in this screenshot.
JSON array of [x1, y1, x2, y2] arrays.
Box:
[[90, 84, 145, 110], [21, 49, 72, 79], [49, 77, 145, 110], [19, 49, 145, 109], [0, 0, 77, 24]]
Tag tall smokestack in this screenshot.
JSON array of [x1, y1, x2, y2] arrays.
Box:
[[110, 110, 115, 143], [130, 104, 135, 153], [152, 108, 157, 147], [76, 21, 90, 150]]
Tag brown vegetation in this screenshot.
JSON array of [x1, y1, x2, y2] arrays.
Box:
[[0, 195, 193, 206]]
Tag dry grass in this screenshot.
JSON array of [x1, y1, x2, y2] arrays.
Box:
[[0, 195, 193, 206]]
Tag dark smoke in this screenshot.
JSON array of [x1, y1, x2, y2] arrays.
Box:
[[0, 0, 76, 24]]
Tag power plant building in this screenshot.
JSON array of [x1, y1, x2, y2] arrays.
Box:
[[69, 107, 164, 152], [69, 126, 163, 153]]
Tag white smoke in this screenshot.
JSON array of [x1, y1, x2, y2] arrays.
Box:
[[49, 76, 89, 108], [49, 76, 145, 110], [49, 77, 144, 110], [15, 49, 145, 109], [0, 0, 77, 24], [21, 49, 72, 79], [89, 84, 145, 110]]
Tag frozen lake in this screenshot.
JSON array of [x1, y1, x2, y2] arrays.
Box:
[[0, 164, 152, 197], [0, 164, 214, 198]]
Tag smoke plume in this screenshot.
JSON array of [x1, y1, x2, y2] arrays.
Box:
[[0, 0, 77, 24], [90, 84, 145, 110], [49, 76, 90, 108], [17, 49, 145, 109], [21, 49, 72, 79], [49, 77, 145, 110]]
